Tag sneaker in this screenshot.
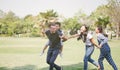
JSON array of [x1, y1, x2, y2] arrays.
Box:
[[60, 67, 63, 70]]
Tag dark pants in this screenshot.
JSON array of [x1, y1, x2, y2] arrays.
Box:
[[47, 48, 61, 70], [98, 44, 118, 70], [84, 45, 99, 70]]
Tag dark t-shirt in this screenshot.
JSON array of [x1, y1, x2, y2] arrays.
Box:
[[45, 30, 62, 48]]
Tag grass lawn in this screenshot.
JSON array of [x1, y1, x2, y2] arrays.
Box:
[[0, 37, 120, 70]]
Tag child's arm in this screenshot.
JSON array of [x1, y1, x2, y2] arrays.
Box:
[[90, 38, 100, 48], [42, 45, 48, 53], [42, 40, 50, 53], [60, 46, 63, 53]]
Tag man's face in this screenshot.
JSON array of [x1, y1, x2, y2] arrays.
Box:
[[50, 25, 57, 33], [55, 24, 60, 30]]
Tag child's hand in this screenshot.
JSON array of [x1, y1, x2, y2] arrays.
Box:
[[40, 50, 44, 56]]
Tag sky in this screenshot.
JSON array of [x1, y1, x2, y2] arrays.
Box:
[[0, 0, 107, 18]]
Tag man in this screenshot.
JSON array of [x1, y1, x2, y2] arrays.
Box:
[[42, 22, 67, 56], [42, 23, 64, 70]]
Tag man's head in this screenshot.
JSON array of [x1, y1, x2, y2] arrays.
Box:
[[49, 23, 57, 33], [55, 22, 61, 30]]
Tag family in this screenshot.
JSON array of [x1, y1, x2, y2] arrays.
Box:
[[41, 22, 118, 70]]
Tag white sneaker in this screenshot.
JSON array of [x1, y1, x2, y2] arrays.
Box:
[[61, 67, 63, 70]]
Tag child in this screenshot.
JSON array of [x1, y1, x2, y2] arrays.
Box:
[[95, 26, 118, 70]]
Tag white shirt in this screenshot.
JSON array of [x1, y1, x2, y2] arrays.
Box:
[[85, 33, 93, 46]]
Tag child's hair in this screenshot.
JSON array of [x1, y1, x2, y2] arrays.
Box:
[[97, 26, 108, 37], [55, 22, 61, 27]]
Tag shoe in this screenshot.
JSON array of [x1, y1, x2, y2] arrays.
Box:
[[61, 67, 63, 70]]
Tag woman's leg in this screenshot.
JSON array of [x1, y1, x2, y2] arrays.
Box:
[[98, 53, 105, 70], [84, 46, 94, 70], [87, 46, 99, 67], [105, 51, 118, 70]]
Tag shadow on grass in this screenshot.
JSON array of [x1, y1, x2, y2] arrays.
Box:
[[0, 65, 37, 70], [40, 62, 98, 70], [0, 63, 98, 70]]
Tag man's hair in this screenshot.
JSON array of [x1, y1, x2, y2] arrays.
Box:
[[48, 22, 56, 28], [55, 22, 61, 27]]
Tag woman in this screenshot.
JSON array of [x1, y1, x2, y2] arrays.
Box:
[[68, 25, 100, 70], [95, 26, 118, 70]]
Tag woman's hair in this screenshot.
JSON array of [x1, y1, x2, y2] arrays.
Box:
[[77, 24, 89, 42], [97, 26, 108, 37], [83, 24, 89, 32]]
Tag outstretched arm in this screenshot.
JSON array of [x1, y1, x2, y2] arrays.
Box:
[[68, 34, 80, 39]]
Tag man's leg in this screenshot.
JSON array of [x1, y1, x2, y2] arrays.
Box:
[[49, 49, 61, 70], [46, 50, 53, 70]]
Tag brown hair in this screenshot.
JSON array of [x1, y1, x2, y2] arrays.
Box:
[[78, 24, 89, 42], [97, 26, 108, 37]]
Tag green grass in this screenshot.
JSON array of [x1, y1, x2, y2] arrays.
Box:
[[0, 37, 120, 70]]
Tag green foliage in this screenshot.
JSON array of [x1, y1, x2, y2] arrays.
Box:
[[62, 17, 82, 35], [95, 16, 110, 28], [40, 9, 58, 19]]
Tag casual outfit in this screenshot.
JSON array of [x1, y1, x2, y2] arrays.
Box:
[[97, 33, 118, 70], [45, 29, 63, 47], [80, 32, 99, 70], [45, 30, 62, 70]]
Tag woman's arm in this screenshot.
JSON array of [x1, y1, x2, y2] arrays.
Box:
[[68, 34, 80, 39], [90, 38, 100, 48], [98, 34, 108, 47]]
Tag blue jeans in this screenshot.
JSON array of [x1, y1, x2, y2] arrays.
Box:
[[84, 45, 99, 70], [47, 48, 61, 70], [98, 43, 118, 70]]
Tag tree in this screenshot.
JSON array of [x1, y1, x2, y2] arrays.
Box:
[[106, 0, 120, 39], [0, 11, 20, 36], [95, 16, 110, 29], [39, 10, 58, 37]]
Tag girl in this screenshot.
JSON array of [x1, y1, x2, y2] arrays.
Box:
[[95, 26, 118, 70], [68, 25, 100, 70]]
